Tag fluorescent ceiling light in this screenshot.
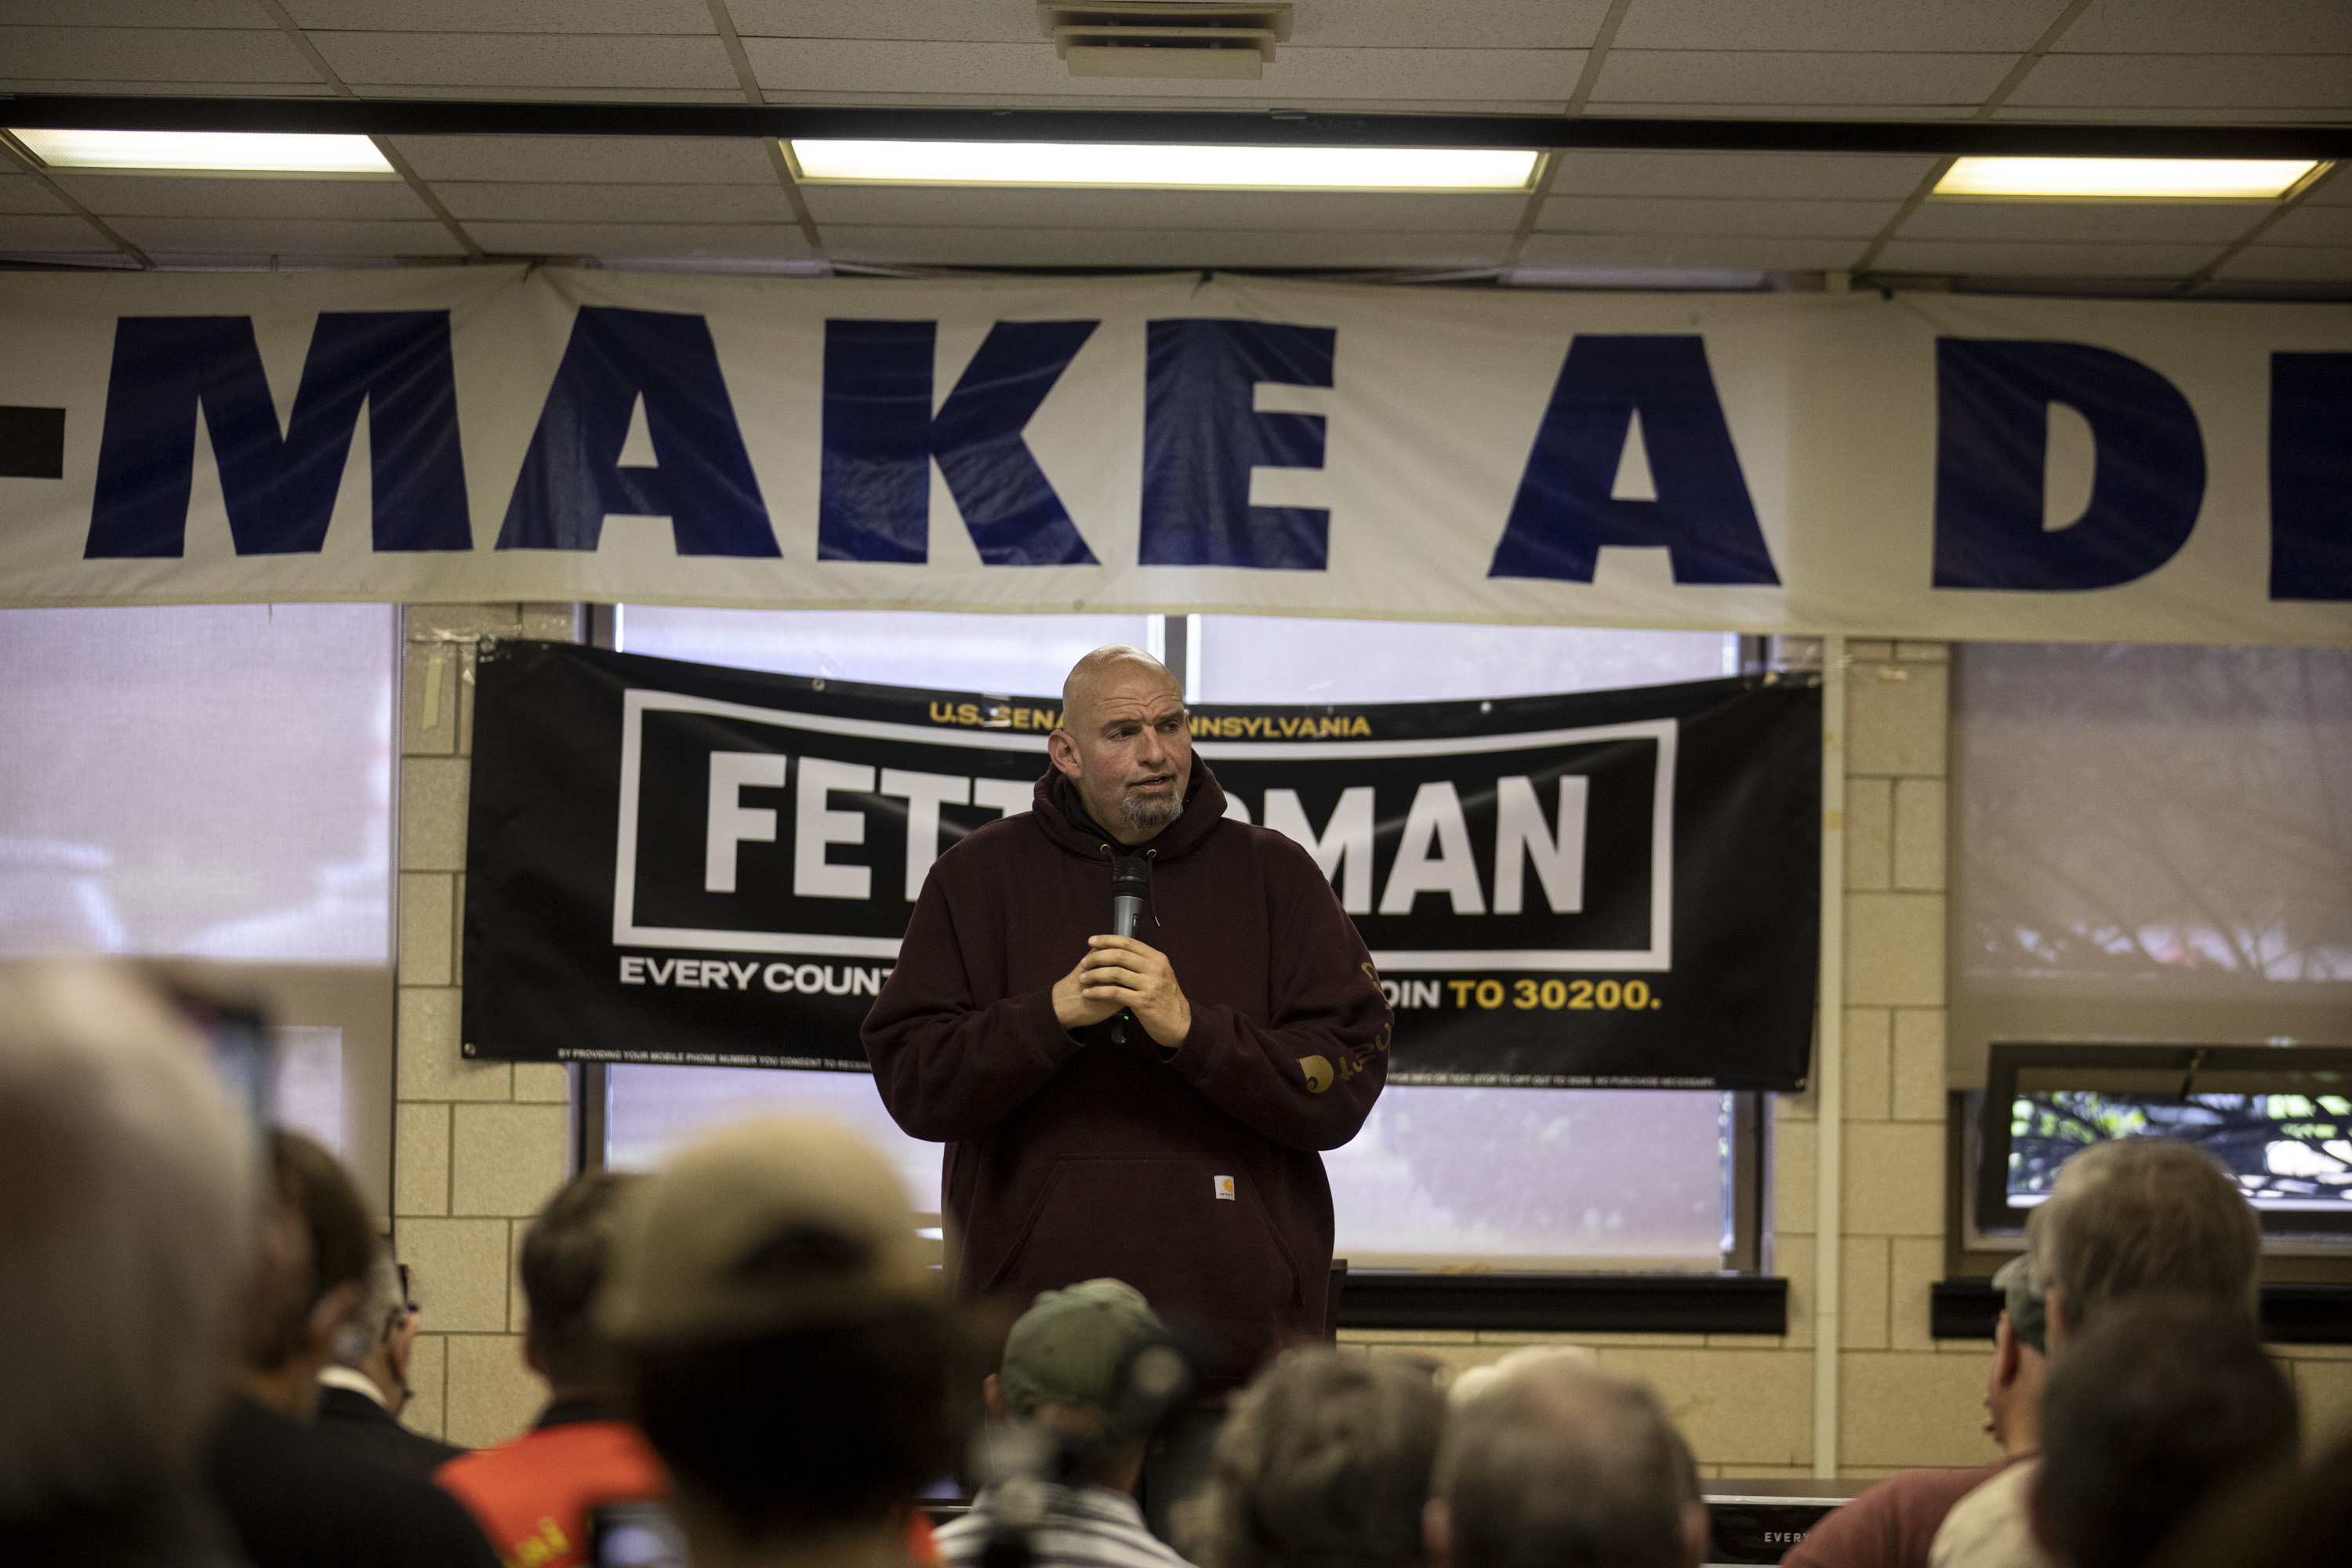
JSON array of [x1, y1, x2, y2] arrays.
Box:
[[1933, 156, 2321, 201], [788, 138, 1537, 191], [9, 128, 396, 176]]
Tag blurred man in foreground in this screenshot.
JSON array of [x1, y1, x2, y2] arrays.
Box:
[[437, 1171, 663, 1568], [1426, 1358, 1704, 1568], [599, 1116, 959, 1568], [940, 1278, 1189, 1568], [2032, 1299, 2295, 1568], [0, 962, 254, 1566], [1192, 1348, 1444, 1568], [1929, 1138, 2263, 1568], [1782, 1255, 2049, 1568], [205, 1131, 498, 1568], [314, 1243, 465, 1479]]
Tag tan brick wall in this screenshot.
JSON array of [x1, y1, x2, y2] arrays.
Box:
[[392, 603, 580, 1446], [1342, 640, 1991, 1479]]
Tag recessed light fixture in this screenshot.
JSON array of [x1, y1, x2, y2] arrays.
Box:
[[8, 128, 397, 178], [1932, 156, 2323, 201], [786, 138, 1538, 191]]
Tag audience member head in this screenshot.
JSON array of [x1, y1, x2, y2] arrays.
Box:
[[1447, 1345, 1595, 1409], [2027, 1138, 2260, 1351], [520, 1169, 640, 1402], [0, 962, 256, 1518], [1428, 1358, 1702, 1568], [984, 1278, 1170, 1494], [239, 1128, 376, 1418], [1194, 1348, 1444, 1568], [2031, 1298, 2296, 1568], [330, 1241, 420, 1414], [2146, 1433, 2352, 1568], [601, 1116, 954, 1562], [1984, 1254, 2049, 1457]]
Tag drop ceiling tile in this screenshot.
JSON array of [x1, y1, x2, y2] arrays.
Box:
[[796, 186, 1527, 233], [105, 216, 465, 256], [1988, 103, 2352, 122], [2007, 53, 2352, 110], [0, 78, 339, 96], [1586, 101, 1978, 118], [0, 175, 72, 215], [386, 136, 775, 184], [5, 2, 264, 24], [2303, 174, 2352, 207], [744, 38, 1582, 103], [1871, 239, 2216, 276], [1613, 0, 2068, 53], [2264, 205, 2352, 246], [0, 25, 316, 82], [434, 181, 793, 223], [52, 175, 433, 222], [1593, 49, 2014, 107], [727, 1, 1051, 44], [309, 31, 738, 90], [285, 0, 714, 31], [2057, 0, 2352, 55], [363, 85, 751, 102], [1544, 151, 1940, 201], [1536, 195, 1897, 239], [822, 225, 1509, 269], [2213, 245, 2352, 282], [463, 220, 813, 258], [1899, 201, 2263, 245], [0, 214, 109, 249], [1518, 233, 1866, 270], [1287, 0, 1615, 49]]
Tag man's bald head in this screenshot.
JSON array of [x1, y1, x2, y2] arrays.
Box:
[[1049, 646, 1192, 845], [1062, 645, 1178, 727]]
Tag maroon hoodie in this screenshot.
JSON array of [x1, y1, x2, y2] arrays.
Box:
[[862, 760, 1392, 1390]]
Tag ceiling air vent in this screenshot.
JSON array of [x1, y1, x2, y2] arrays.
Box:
[[1039, 2, 1294, 81]]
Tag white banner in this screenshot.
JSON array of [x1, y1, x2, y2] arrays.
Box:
[[0, 266, 2345, 645]]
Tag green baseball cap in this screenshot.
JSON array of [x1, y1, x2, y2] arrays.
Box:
[[1000, 1278, 1166, 1419], [1994, 1254, 2046, 1355]]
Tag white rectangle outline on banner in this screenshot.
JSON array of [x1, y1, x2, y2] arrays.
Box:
[[612, 688, 1675, 971]]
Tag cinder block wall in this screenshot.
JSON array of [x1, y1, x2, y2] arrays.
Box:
[[393, 604, 581, 1445], [385, 622, 2352, 1462]]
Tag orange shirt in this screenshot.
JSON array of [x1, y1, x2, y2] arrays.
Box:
[[437, 1417, 664, 1568]]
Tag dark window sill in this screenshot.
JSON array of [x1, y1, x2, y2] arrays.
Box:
[[1335, 1271, 1786, 1336], [1931, 1279, 2352, 1345]]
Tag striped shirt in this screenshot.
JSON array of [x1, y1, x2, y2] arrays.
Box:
[[936, 1483, 1190, 1568]]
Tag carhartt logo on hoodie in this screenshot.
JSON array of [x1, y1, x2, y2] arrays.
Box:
[[1213, 1175, 1236, 1201]]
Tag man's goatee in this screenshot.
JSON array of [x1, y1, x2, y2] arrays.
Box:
[[1118, 789, 1184, 835]]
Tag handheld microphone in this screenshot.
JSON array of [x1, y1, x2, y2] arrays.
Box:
[[1109, 855, 1150, 1043]]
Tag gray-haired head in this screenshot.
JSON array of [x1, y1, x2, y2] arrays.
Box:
[[1432, 1358, 1703, 1568], [1195, 1348, 1445, 1568], [2027, 1138, 2262, 1344], [332, 1241, 409, 1370], [0, 962, 256, 1515]]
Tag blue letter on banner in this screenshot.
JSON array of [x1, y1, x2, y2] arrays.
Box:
[[818, 318, 1100, 565], [2270, 351, 2352, 602], [1140, 319, 1336, 571], [86, 312, 470, 558], [1486, 336, 1777, 585], [498, 307, 776, 556], [1931, 339, 2204, 591]]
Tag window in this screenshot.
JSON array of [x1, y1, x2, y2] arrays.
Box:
[[1951, 643, 2352, 1257], [603, 609, 1757, 1270], [0, 604, 398, 1210]]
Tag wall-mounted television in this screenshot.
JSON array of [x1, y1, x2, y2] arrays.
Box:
[[1974, 1043, 2352, 1247]]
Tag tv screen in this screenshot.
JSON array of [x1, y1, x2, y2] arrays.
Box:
[[1976, 1044, 2352, 1242]]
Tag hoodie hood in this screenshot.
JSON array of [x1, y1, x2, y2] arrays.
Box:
[[1030, 760, 1231, 864]]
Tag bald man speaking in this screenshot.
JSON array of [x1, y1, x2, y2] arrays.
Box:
[[862, 645, 1391, 1414]]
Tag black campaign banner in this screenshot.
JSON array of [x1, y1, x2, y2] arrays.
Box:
[[463, 641, 1820, 1091]]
